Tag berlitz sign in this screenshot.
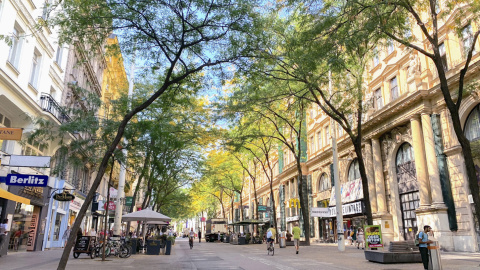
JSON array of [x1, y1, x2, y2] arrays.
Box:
[[6, 174, 48, 187]]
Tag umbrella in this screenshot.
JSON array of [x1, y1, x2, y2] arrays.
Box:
[[122, 208, 171, 223], [146, 221, 169, 225]]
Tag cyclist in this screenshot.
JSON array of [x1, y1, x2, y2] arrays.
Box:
[[266, 224, 276, 250], [189, 228, 195, 249]]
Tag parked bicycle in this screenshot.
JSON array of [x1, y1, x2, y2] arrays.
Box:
[[96, 237, 131, 258]]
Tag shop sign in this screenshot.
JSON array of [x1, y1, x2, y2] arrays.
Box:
[[125, 196, 133, 206], [201, 217, 206, 222], [258, 205, 267, 212], [104, 200, 116, 211], [329, 179, 363, 206], [310, 207, 329, 217], [286, 216, 299, 222], [289, 198, 301, 208], [109, 187, 118, 198], [0, 128, 23, 140], [70, 197, 84, 212], [53, 190, 75, 201], [6, 174, 48, 187], [21, 186, 44, 198], [27, 207, 40, 251], [328, 201, 363, 217], [9, 155, 51, 168], [365, 225, 383, 248]]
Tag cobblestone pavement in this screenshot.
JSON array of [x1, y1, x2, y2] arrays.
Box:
[[0, 238, 479, 269]]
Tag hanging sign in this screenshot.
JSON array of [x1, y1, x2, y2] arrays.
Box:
[[104, 201, 116, 211], [53, 190, 75, 201], [0, 128, 22, 140], [289, 198, 301, 208], [365, 225, 383, 248], [310, 207, 329, 217], [6, 174, 48, 187], [125, 196, 133, 206]]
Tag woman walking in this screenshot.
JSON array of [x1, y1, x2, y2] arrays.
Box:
[[356, 228, 365, 250]]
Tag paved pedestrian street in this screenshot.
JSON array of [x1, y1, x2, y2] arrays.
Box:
[[1, 238, 480, 270]]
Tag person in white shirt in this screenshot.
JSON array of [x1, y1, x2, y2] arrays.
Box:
[[0, 219, 9, 256]]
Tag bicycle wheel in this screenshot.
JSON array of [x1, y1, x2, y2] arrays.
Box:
[[119, 245, 131, 258], [271, 245, 274, 256]]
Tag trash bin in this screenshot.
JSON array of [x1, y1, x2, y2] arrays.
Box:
[[129, 238, 138, 255], [279, 231, 286, 248], [428, 240, 442, 270]]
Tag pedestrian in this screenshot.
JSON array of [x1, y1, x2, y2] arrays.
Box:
[[346, 228, 352, 245], [62, 226, 71, 248], [418, 225, 433, 270], [352, 226, 357, 246], [356, 228, 364, 250], [0, 219, 8, 256], [286, 230, 292, 242], [198, 229, 202, 243], [292, 222, 301, 254]]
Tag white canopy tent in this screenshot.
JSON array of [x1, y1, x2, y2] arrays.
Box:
[[122, 208, 171, 252]]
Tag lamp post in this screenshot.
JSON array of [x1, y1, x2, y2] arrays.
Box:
[[329, 70, 345, 252]]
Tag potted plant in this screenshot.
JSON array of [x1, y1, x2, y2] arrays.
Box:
[[146, 235, 162, 255], [165, 236, 174, 255]]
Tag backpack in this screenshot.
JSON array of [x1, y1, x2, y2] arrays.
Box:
[[415, 231, 423, 246], [266, 230, 273, 238]]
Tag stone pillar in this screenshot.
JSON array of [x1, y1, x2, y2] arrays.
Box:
[[365, 140, 378, 213], [421, 113, 446, 207], [372, 138, 387, 213], [410, 115, 432, 207]]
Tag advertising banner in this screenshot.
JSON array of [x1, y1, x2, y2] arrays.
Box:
[[9, 155, 51, 167], [0, 128, 22, 140], [365, 225, 383, 248], [329, 179, 363, 206], [6, 174, 48, 187]]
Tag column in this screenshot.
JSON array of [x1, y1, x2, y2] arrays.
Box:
[[421, 113, 446, 207], [365, 140, 378, 213], [410, 115, 432, 207], [372, 138, 387, 213]]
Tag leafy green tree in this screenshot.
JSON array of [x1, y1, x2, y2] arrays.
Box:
[[48, 1, 259, 268]]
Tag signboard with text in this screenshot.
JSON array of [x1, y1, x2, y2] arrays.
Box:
[[0, 128, 22, 140], [6, 174, 48, 187], [125, 196, 133, 206], [310, 207, 329, 217], [365, 225, 383, 248]]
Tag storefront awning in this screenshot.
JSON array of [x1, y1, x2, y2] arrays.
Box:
[[0, 188, 30, 205]]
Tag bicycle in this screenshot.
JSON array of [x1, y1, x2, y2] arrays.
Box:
[[267, 239, 274, 256], [100, 237, 131, 258]]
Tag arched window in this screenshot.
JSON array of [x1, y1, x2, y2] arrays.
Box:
[[465, 104, 480, 141], [347, 159, 360, 182], [395, 142, 420, 240], [318, 173, 330, 192]]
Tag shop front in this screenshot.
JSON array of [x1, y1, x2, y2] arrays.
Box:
[[43, 179, 72, 249], [68, 193, 86, 233], [4, 185, 49, 252]]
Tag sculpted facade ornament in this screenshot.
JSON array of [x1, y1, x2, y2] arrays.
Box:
[[381, 124, 412, 157], [407, 53, 420, 77]]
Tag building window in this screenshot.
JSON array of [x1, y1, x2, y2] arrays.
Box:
[[29, 50, 41, 88], [461, 25, 475, 58], [310, 136, 315, 153], [325, 125, 330, 145], [374, 88, 383, 110], [373, 47, 379, 66], [22, 139, 46, 156], [318, 173, 330, 192], [55, 45, 63, 66], [347, 159, 360, 182], [390, 76, 398, 101], [284, 150, 288, 165], [387, 40, 394, 54], [8, 24, 23, 68], [317, 131, 322, 150], [465, 104, 480, 142], [42, 0, 51, 20], [439, 43, 448, 71], [0, 113, 11, 152], [396, 143, 419, 240]]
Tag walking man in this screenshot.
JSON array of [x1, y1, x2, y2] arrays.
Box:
[[198, 228, 202, 243], [62, 226, 71, 248], [292, 222, 301, 254], [419, 225, 433, 270]]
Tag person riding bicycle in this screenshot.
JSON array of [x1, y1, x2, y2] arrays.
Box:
[[189, 228, 195, 249], [266, 225, 276, 250]]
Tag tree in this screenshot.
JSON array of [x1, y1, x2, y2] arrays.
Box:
[[49, 0, 258, 268]]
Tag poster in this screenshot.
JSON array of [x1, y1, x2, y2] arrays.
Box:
[[365, 225, 383, 248]]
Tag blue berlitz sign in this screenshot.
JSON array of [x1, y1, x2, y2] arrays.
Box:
[[6, 174, 48, 187]]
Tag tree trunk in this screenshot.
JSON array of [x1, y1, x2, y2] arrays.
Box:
[[353, 141, 373, 225], [269, 169, 278, 241], [296, 161, 310, 245]]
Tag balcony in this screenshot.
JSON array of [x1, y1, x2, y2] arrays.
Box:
[[40, 93, 71, 123]]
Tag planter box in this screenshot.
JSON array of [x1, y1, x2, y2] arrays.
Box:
[[146, 240, 162, 255], [165, 240, 172, 255], [364, 250, 422, 264]]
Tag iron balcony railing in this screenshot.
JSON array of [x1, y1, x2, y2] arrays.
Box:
[[39, 93, 71, 123]]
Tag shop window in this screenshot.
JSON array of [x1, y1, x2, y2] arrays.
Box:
[[347, 159, 360, 182]]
